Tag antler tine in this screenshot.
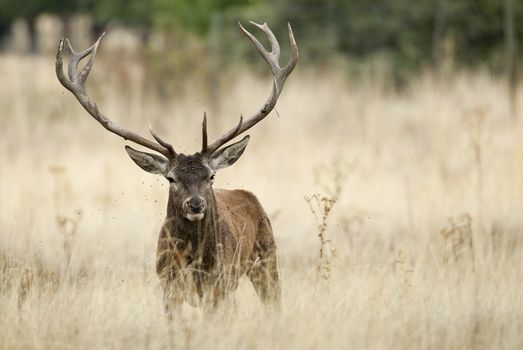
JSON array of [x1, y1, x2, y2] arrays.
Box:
[[149, 124, 177, 157], [204, 22, 298, 156], [201, 112, 243, 154], [56, 35, 174, 158], [239, 22, 280, 72], [201, 112, 208, 154], [284, 23, 299, 75], [64, 33, 104, 85]]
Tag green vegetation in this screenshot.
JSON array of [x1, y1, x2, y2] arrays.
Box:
[[0, 0, 521, 77]]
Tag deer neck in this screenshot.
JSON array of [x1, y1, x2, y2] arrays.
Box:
[[165, 192, 221, 267]]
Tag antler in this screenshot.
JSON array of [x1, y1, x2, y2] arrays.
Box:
[[202, 21, 298, 156], [55, 33, 176, 158]]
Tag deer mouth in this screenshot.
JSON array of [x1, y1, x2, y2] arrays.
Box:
[[185, 213, 205, 221]]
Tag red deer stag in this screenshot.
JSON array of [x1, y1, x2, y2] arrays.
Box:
[[55, 22, 298, 312]]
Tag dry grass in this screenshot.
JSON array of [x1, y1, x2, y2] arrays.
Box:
[[1, 52, 523, 349]]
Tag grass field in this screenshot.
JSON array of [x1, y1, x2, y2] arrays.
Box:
[[1, 53, 523, 349]]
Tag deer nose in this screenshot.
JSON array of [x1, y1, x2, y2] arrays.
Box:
[[183, 196, 206, 214]]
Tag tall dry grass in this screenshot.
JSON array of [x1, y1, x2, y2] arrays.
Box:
[[1, 52, 523, 349]]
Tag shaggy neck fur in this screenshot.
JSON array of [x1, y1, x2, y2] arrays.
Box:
[[165, 191, 222, 271]]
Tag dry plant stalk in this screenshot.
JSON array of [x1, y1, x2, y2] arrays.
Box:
[[16, 258, 61, 308], [305, 194, 337, 281], [313, 155, 353, 198], [14, 166, 82, 308], [391, 250, 414, 299], [50, 165, 83, 270], [440, 213, 475, 269], [56, 210, 83, 270], [463, 106, 487, 222]]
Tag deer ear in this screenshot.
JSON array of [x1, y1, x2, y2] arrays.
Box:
[[125, 146, 169, 175], [210, 135, 250, 171]]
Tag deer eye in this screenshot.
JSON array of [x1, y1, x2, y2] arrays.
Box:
[[166, 176, 175, 184], [209, 174, 215, 182]]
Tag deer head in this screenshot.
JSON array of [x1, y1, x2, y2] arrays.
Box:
[[124, 133, 250, 221], [56, 22, 298, 222]]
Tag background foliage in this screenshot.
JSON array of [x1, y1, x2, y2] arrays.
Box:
[[0, 0, 521, 77]]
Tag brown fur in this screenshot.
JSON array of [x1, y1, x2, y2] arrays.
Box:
[[156, 187, 280, 311]]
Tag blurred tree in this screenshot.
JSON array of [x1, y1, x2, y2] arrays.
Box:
[[0, 0, 91, 23], [91, 0, 154, 28], [269, 0, 523, 81], [432, 0, 447, 70], [149, 0, 264, 34], [0, 0, 521, 82], [504, 0, 518, 120], [0, 0, 90, 51]]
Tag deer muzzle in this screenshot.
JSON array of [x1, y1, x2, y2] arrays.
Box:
[[182, 196, 207, 221]]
